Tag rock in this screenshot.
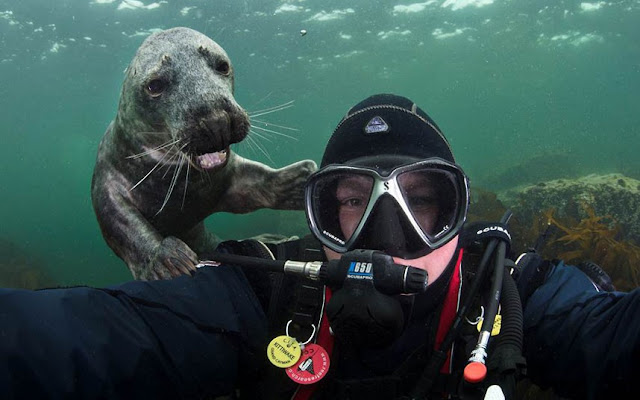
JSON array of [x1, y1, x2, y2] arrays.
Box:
[[0, 238, 57, 289], [499, 173, 640, 244]]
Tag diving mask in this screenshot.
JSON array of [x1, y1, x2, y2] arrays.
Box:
[[305, 157, 469, 259]]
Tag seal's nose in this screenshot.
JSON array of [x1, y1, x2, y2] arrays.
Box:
[[200, 111, 231, 150], [186, 101, 249, 154]]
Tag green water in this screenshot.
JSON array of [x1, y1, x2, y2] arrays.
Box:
[[1, 0, 638, 286]]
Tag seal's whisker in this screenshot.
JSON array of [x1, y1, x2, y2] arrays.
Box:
[[176, 140, 200, 172], [161, 147, 184, 179], [159, 142, 189, 177], [181, 154, 190, 211], [185, 154, 200, 170], [186, 148, 211, 185], [246, 135, 275, 165], [157, 154, 185, 215], [247, 100, 294, 116], [127, 139, 180, 159], [176, 139, 195, 171], [251, 124, 298, 141], [251, 118, 300, 132], [129, 147, 174, 192], [236, 137, 259, 158], [176, 141, 190, 154], [251, 91, 274, 108], [249, 128, 274, 143], [192, 154, 212, 184], [249, 105, 295, 118]]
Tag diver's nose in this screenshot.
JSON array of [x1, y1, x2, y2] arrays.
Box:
[[360, 195, 408, 256]]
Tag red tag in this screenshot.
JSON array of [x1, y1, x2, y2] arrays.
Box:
[[286, 343, 330, 385]]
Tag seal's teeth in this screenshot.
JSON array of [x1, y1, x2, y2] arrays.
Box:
[[196, 150, 227, 170]]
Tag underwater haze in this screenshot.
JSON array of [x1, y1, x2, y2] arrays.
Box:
[[1, 0, 639, 286]]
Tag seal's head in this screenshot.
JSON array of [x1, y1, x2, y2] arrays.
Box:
[[117, 27, 249, 170]]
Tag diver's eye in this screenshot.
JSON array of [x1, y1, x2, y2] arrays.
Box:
[[339, 197, 366, 209], [216, 61, 230, 76], [146, 79, 167, 97]]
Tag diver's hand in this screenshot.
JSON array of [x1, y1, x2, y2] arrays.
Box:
[[142, 236, 199, 280]]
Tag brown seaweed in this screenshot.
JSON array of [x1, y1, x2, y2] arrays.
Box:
[[542, 205, 640, 291], [456, 188, 639, 290]]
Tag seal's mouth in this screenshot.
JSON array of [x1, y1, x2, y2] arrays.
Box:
[[195, 147, 230, 170]]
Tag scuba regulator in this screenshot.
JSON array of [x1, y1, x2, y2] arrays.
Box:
[[322, 250, 428, 348], [203, 249, 429, 348]]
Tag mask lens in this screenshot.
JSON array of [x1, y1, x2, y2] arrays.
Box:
[[309, 172, 374, 247], [397, 168, 460, 241]]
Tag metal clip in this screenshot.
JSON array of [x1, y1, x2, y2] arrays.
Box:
[[195, 260, 221, 269], [286, 320, 317, 346]]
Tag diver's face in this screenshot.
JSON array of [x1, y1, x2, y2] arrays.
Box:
[[331, 172, 455, 285], [334, 171, 440, 241]]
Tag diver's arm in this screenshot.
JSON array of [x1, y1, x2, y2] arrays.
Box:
[[522, 261, 640, 398], [0, 265, 266, 399]]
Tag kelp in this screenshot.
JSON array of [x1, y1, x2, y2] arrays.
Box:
[[543, 205, 640, 291], [461, 188, 639, 290]]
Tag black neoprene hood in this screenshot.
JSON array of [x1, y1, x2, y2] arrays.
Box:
[[320, 93, 455, 168], [307, 93, 469, 259]]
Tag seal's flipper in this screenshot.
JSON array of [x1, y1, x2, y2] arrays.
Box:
[[217, 156, 317, 213], [143, 236, 199, 280], [269, 159, 318, 209]]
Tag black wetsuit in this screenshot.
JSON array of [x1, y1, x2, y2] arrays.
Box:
[[0, 239, 638, 399]]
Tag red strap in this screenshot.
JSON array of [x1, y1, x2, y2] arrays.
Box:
[[292, 287, 334, 400], [434, 248, 464, 374]]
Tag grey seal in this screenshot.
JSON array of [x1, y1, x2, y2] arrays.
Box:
[[91, 27, 316, 280]]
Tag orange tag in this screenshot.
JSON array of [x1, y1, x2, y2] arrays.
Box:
[[286, 343, 330, 384]]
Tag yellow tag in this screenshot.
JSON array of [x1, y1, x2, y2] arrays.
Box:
[[477, 314, 502, 336], [267, 335, 302, 368]]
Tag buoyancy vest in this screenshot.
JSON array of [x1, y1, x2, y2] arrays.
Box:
[[218, 232, 523, 400]]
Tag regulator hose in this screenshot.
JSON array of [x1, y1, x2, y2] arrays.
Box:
[[494, 270, 524, 354], [410, 211, 513, 399], [485, 267, 525, 397]]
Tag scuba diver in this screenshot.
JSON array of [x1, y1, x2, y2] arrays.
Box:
[[215, 94, 640, 399], [0, 94, 638, 399]]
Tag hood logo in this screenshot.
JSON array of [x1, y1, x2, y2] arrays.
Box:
[[364, 116, 389, 134]]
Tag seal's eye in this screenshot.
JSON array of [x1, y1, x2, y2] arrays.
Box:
[[216, 61, 230, 76], [146, 79, 167, 97]]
